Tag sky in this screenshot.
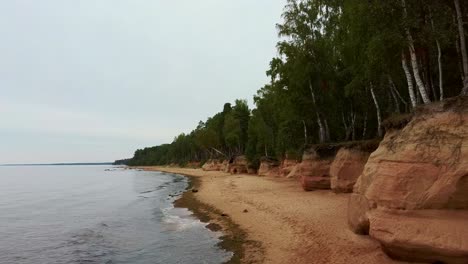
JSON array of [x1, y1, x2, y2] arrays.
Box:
[[0, 0, 286, 164]]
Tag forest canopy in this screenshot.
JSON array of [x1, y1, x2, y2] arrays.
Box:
[[120, 0, 468, 167]]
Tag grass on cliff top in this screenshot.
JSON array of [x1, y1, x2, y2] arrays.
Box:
[[382, 96, 467, 132], [382, 113, 414, 131]]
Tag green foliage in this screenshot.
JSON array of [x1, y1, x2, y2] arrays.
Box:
[[119, 0, 467, 166]]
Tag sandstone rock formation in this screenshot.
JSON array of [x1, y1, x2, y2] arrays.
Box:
[[186, 161, 201, 168], [258, 158, 280, 177], [297, 149, 333, 191], [348, 97, 468, 263], [228, 156, 249, 174], [280, 159, 299, 177], [202, 159, 226, 171], [330, 148, 370, 193]]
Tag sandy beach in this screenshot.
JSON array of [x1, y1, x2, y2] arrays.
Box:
[[139, 167, 406, 264]]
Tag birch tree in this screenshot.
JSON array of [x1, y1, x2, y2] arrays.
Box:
[[454, 0, 468, 95]]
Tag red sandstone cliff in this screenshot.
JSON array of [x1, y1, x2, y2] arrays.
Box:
[[348, 97, 468, 263]]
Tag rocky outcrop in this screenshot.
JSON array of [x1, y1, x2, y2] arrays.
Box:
[[202, 159, 227, 171], [280, 159, 299, 177], [330, 148, 370, 193], [297, 149, 333, 191], [247, 167, 257, 174], [258, 158, 280, 177], [228, 156, 249, 174], [186, 161, 201, 168], [348, 97, 468, 263], [370, 209, 468, 264]]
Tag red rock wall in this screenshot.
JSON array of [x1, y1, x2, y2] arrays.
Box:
[[330, 148, 370, 193], [228, 156, 248, 174], [202, 159, 226, 171], [292, 149, 333, 191], [258, 160, 280, 177], [348, 97, 468, 263]]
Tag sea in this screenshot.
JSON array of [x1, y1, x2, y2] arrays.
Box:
[[0, 165, 232, 264]]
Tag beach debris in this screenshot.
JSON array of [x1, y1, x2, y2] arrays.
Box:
[[191, 189, 199, 193], [221, 213, 228, 217], [243, 209, 248, 213]]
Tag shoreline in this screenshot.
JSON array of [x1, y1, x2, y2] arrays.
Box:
[[138, 166, 404, 264], [139, 167, 265, 263], [172, 173, 259, 264]]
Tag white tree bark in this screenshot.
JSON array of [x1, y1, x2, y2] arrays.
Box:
[[388, 75, 408, 112], [436, 40, 444, 100], [362, 112, 367, 140], [401, 0, 431, 103], [430, 12, 444, 100], [370, 84, 382, 137], [309, 81, 326, 143], [390, 87, 400, 113], [302, 120, 308, 146], [324, 118, 330, 142], [454, 0, 468, 95], [401, 52, 417, 108], [408, 45, 431, 103], [342, 112, 349, 140]]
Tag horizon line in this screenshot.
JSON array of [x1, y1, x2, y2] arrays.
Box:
[[0, 162, 114, 166]]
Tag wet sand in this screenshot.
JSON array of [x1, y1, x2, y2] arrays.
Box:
[[139, 167, 404, 264]]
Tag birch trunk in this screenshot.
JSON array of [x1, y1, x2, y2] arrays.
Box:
[[401, 52, 417, 108], [309, 81, 326, 143], [324, 118, 330, 142], [342, 112, 349, 140], [401, 0, 431, 103], [454, 0, 468, 95], [408, 45, 431, 103], [454, 13, 465, 83], [431, 10, 444, 100], [388, 75, 408, 112], [370, 84, 383, 137], [302, 120, 308, 147], [362, 112, 367, 140], [390, 87, 400, 113], [437, 40, 444, 99]]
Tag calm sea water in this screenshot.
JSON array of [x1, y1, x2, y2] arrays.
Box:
[[0, 165, 232, 264]]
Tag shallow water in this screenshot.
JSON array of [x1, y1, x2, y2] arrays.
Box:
[[0, 165, 231, 264]]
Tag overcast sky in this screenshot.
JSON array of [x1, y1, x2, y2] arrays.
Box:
[[0, 1, 285, 164]]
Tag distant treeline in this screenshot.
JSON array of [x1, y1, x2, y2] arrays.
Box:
[[113, 159, 131, 165], [119, 0, 468, 168]]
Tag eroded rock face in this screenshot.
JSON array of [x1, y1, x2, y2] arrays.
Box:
[[202, 159, 226, 171], [298, 149, 332, 191], [369, 209, 468, 264], [348, 97, 468, 263], [280, 159, 299, 177], [258, 159, 280, 177], [186, 162, 201, 168], [229, 156, 248, 174], [330, 148, 370, 193]]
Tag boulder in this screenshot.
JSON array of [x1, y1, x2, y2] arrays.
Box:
[[348, 97, 468, 263], [330, 148, 370, 193], [369, 209, 468, 264]]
